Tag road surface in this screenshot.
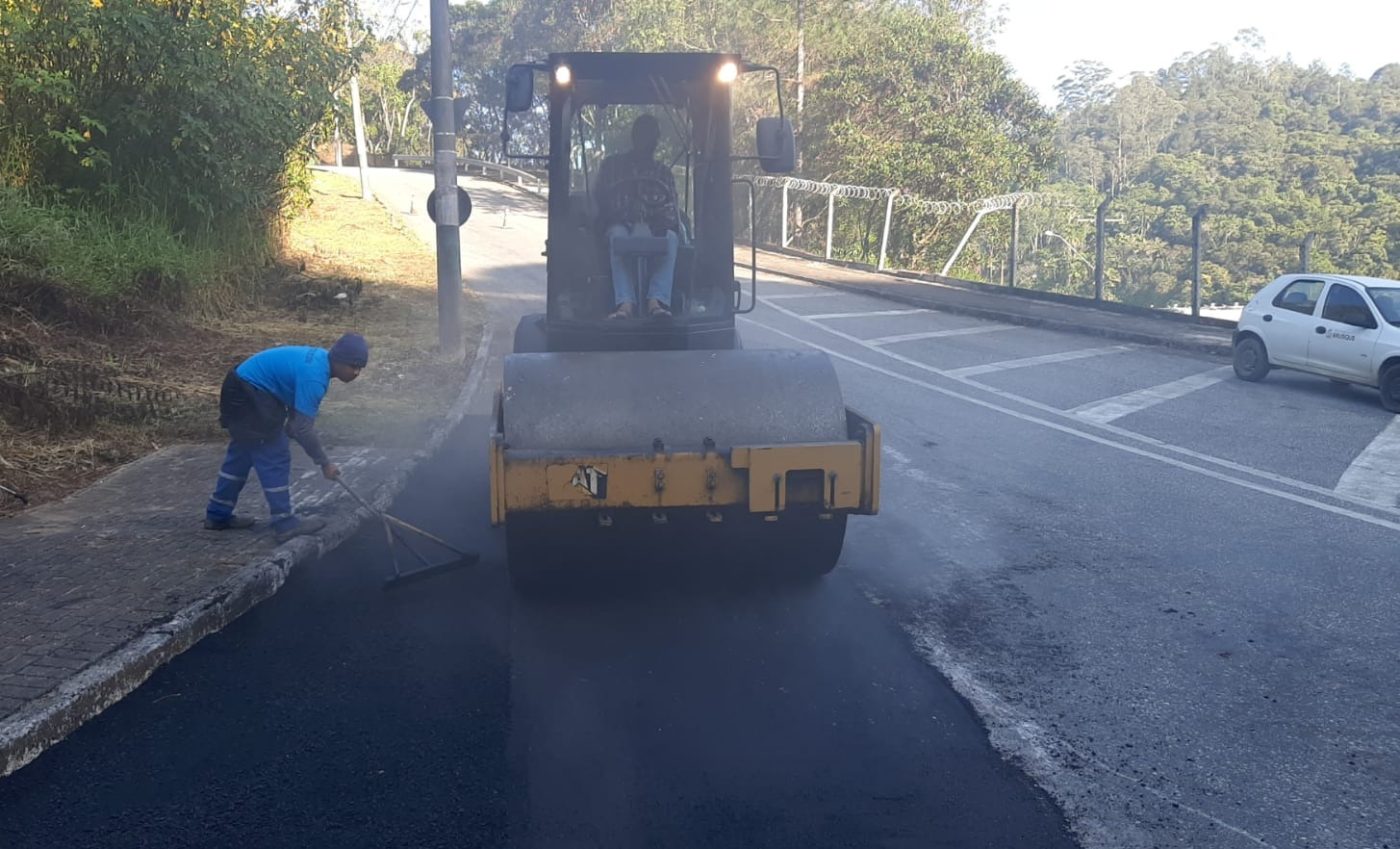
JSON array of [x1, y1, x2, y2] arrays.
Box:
[[3, 168, 1396, 849]]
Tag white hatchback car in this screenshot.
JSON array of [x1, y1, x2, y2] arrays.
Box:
[[1233, 274, 1400, 411]]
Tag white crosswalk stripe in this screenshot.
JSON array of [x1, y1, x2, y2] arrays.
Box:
[[867, 324, 1017, 346], [1069, 367, 1232, 423], [1335, 417, 1400, 508], [946, 345, 1134, 378]]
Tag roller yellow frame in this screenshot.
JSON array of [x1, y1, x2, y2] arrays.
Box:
[[490, 391, 880, 525]]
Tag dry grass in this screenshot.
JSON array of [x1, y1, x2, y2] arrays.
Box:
[[0, 171, 483, 516]]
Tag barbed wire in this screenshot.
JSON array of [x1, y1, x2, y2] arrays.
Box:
[[751, 176, 1067, 216]]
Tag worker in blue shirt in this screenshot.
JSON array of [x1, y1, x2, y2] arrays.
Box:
[[204, 333, 369, 543]]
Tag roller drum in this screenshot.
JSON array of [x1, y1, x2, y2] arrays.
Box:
[[501, 349, 848, 452]]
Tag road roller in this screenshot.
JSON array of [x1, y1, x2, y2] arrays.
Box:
[[490, 52, 880, 591]]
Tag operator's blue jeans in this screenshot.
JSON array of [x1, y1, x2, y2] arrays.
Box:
[[607, 222, 678, 308], [206, 432, 298, 533]]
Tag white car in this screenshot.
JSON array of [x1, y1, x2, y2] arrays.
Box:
[[1233, 273, 1400, 412]]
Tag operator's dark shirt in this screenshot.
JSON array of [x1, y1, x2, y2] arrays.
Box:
[[596, 151, 679, 233]]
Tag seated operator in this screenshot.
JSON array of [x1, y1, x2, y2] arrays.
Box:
[[595, 114, 680, 319]]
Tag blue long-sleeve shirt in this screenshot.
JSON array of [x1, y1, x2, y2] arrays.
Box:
[[235, 346, 332, 465]]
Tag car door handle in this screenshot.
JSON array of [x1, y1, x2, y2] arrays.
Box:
[[1262, 314, 1272, 322], [1315, 326, 1327, 334]]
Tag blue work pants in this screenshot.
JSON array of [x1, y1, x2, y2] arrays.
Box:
[[607, 222, 678, 308], [205, 431, 296, 532]]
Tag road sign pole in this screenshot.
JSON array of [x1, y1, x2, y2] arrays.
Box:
[[429, 0, 463, 358]]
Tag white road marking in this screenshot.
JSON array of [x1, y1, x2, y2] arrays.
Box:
[[741, 310, 1400, 534], [760, 292, 835, 300], [1334, 417, 1400, 508], [805, 308, 930, 320], [867, 324, 1017, 346], [752, 277, 1400, 519], [945, 345, 1134, 378], [1070, 367, 1233, 424]]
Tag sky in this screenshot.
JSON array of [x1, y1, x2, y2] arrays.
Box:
[[991, 0, 1400, 107]]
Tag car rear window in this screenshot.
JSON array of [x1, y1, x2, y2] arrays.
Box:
[[1272, 279, 1324, 314]]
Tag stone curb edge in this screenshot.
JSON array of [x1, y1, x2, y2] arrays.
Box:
[[0, 326, 494, 779]]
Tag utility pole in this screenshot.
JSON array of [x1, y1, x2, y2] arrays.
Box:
[[795, 0, 804, 171], [344, 4, 371, 200], [428, 0, 463, 358]]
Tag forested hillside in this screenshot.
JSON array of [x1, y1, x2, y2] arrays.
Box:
[[1053, 43, 1400, 305]]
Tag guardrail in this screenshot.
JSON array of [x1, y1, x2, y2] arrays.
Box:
[[391, 154, 546, 195]]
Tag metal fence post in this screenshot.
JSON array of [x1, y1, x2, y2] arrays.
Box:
[[1301, 232, 1315, 272], [781, 183, 790, 248], [878, 191, 896, 271], [1191, 206, 1206, 319], [1094, 196, 1109, 301], [825, 192, 835, 260], [1008, 202, 1019, 287]]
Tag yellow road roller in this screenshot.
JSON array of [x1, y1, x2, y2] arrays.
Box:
[[490, 52, 880, 590]]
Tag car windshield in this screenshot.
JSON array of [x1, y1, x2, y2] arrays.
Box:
[[1367, 287, 1400, 325]]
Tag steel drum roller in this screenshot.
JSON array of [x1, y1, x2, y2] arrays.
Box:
[[502, 350, 848, 452]]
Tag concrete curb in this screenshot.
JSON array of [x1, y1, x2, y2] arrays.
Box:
[[0, 326, 494, 778], [751, 251, 1235, 359]]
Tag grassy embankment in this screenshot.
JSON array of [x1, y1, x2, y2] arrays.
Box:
[[0, 170, 481, 515]]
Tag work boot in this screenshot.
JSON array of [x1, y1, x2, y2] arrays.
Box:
[[205, 515, 256, 531], [274, 516, 326, 544]]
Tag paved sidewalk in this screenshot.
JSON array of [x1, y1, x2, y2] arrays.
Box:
[[750, 247, 1236, 357]]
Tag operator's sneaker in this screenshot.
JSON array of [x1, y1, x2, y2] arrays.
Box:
[[204, 515, 256, 531], [274, 517, 326, 544]]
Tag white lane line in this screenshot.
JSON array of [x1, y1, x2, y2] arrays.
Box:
[[1070, 366, 1233, 424], [1335, 417, 1400, 508], [805, 308, 930, 320], [868, 324, 1017, 346], [754, 283, 1400, 519], [945, 345, 1134, 378], [739, 313, 1400, 536]]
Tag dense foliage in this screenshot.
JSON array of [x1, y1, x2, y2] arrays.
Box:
[[0, 0, 356, 303], [1051, 42, 1400, 306]]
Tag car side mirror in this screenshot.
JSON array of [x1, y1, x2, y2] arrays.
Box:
[[756, 117, 796, 173], [505, 65, 534, 113]]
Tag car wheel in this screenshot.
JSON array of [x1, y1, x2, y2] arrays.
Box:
[[1232, 336, 1270, 382], [1380, 364, 1400, 413]]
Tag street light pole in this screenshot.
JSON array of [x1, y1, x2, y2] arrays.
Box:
[[429, 0, 463, 358]]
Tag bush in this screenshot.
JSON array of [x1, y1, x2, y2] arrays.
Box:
[[0, 0, 356, 231]]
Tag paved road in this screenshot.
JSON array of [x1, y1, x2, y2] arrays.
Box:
[[0, 171, 1073, 848], [4, 167, 1396, 848]]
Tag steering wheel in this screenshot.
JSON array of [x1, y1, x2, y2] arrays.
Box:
[[604, 174, 674, 215]]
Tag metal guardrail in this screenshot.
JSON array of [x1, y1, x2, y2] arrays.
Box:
[[747, 176, 1063, 274], [391, 154, 545, 194]]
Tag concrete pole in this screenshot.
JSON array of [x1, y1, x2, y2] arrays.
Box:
[[780, 183, 789, 248], [1007, 202, 1019, 287], [1191, 206, 1206, 319], [344, 9, 371, 199], [429, 0, 463, 358], [825, 192, 835, 260], [878, 191, 895, 271], [1094, 196, 1109, 301], [1301, 232, 1315, 272], [333, 112, 343, 167]]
